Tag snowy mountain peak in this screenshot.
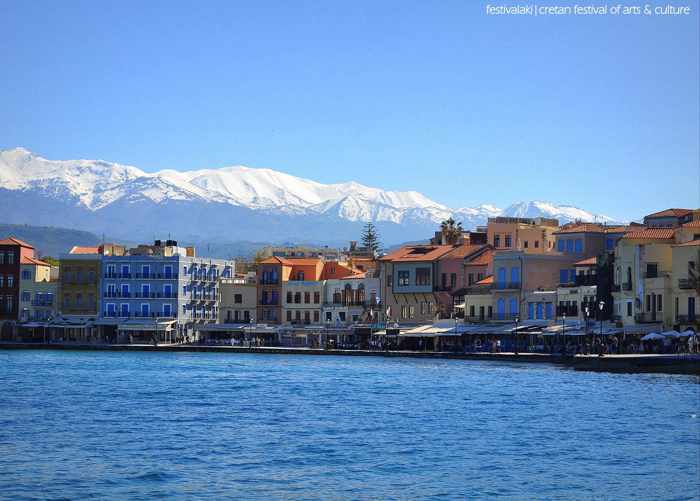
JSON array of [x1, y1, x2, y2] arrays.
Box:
[[0, 148, 616, 242]]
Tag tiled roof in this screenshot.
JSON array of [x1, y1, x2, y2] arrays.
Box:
[[466, 248, 494, 266], [379, 245, 454, 262], [69, 246, 100, 254], [553, 223, 605, 235], [442, 244, 488, 260], [645, 208, 693, 219], [682, 220, 700, 228], [0, 237, 34, 248], [20, 256, 50, 266], [603, 225, 632, 234], [574, 257, 597, 266], [622, 228, 675, 240]]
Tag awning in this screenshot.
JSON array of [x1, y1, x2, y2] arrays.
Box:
[[118, 319, 176, 332]]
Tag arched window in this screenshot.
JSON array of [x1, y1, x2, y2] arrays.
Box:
[[344, 283, 353, 305], [357, 284, 366, 304], [496, 298, 505, 320]]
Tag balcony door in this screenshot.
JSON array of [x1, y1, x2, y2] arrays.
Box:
[[689, 297, 696, 321]]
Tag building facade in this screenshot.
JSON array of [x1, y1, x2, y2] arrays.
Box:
[[219, 276, 257, 324], [19, 257, 58, 323]]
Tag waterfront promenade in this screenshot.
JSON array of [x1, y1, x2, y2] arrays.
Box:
[[2, 342, 699, 375]]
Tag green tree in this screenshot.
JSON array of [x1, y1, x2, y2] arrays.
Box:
[[361, 222, 381, 256], [440, 217, 463, 245]]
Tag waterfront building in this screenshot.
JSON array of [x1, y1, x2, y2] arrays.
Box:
[[435, 244, 492, 318], [58, 245, 111, 318], [486, 216, 560, 253], [219, 274, 257, 324], [671, 234, 700, 332], [612, 228, 675, 332], [0, 238, 35, 331], [379, 245, 453, 324], [18, 256, 58, 323], [555, 257, 598, 321], [283, 279, 323, 325], [100, 240, 234, 342], [462, 275, 494, 322], [322, 275, 380, 326], [492, 250, 578, 321]]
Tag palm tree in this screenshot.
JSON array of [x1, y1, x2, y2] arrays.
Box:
[[440, 217, 463, 245]]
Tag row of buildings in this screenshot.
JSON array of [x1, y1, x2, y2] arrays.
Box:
[[1, 207, 699, 343]]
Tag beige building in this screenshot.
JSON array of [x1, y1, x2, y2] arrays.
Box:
[[612, 228, 674, 330], [486, 217, 559, 254], [19, 257, 58, 323], [671, 239, 699, 331], [322, 276, 380, 326], [282, 280, 324, 325], [462, 276, 494, 322], [219, 275, 257, 324]]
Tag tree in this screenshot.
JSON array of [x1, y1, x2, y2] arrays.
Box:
[[440, 217, 463, 245], [361, 222, 381, 256]]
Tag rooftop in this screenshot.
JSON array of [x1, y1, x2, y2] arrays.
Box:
[[20, 256, 50, 266], [574, 256, 597, 266], [553, 223, 605, 235], [644, 208, 694, 219], [0, 236, 34, 248], [69, 246, 100, 255], [379, 245, 454, 262], [621, 228, 675, 241], [673, 239, 700, 247]]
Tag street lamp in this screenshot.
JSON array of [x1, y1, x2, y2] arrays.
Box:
[[598, 300, 605, 357], [561, 313, 566, 354], [514, 315, 519, 355], [584, 306, 590, 350]]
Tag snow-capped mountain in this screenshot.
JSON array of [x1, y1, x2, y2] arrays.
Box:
[[0, 148, 615, 243]]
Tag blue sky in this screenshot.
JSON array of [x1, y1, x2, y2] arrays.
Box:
[[2, 1, 698, 220]]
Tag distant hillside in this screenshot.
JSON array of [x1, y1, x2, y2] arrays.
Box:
[[0, 223, 102, 258], [0, 223, 282, 260]]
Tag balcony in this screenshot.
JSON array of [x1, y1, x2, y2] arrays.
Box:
[[31, 300, 53, 307], [104, 292, 131, 298], [574, 275, 597, 287], [494, 282, 521, 291], [464, 315, 492, 323], [634, 312, 661, 324], [676, 315, 697, 324], [259, 279, 280, 286], [557, 306, 579, 317], [678, 278, 698, 290]]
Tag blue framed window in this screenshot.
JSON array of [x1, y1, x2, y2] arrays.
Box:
[[509, 298, 518, 315], [560, 269, 569, 284], [566, 239, 574, 253], [557, 239, 565, 252], [497, 267, 506, 288], [545, 303, 553, 319], [510, 267, 520, 285], [574, 239, 583, 254], [536, 302, 543, 319], [496, 298, 506, 320], [528, 303, 535, 319], [606, 238, 615, 251]]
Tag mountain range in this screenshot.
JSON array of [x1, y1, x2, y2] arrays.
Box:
[[0, 148, 616, 245]]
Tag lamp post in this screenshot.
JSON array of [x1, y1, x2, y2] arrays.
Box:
[[584, 306, 590, 352], [598, 300, 605, 357], [561, 313, 566, 354], [514, 315, 519, 355]]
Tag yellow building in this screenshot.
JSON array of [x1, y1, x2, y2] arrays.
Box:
[[671, 235, 700, 332], [612, 228, 675, 331], [58, 247, 102, 317], [486, 217, 559, 254], [18, 257, 58, 322]]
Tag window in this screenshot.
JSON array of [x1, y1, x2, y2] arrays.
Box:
[[76, 293, 83, 306], [0, 252, 4, 264], [244, 311, 250, 322], [295, 310, 301, 322], [401, 305, 408, 319], [287, 310, 292, 322], [497, 267, 506, 288], [120, 264, 130, 277], [524, 240, 528, 249], [450, 273, 456, 289], [557, 239, 565, 252], [468, 273, 475, 285], [606, 238, 615, 251], [21, 270, 31, 280], [0, 275, 3, 287], [142, 265, 151, 278], [386, 274, 393, 288], [141, 304, 150, 317], [509, 298, 518, 315], [534, 241, 539, 248], [560, 269, 569, 284], [164, 265, 173, 278], [314, 292, 320, 304], [7, 252, 14, 264], [415, 268, 431, 286], [294, 292, 301, 304], [325, 312, 332, 322], [21, 291, 30, 302], [510, 267, 520, 285], [398, 270, 410, 286], [286, 291, 293, 303], [566, 239, 574, 253], [164, 284, 172, 298], [106, 303, 116, 316], [408, 305, 415, 319], [338, 311, 346, 322], [469, 305, 475, 317], [494, 235, 501, 248], [487, 306, 493, 318], [496, 298, 505, 320], [626, 302, 632, 317], [441, 273, 447, 289], [304, 311, 310, 324], [645, 294, 651, 312], [646, 263, 658, 278], [7, 275, 13, 288], [313, 311, 319, 323], [163, 304, 172, 317], [657, 295, 662, 312], [297, 271, 305, 281], [304, 292, 310, 304], [120, 303, 129, 317], [574, 239, 583, 254], [234, 294, 242, 304], [142, 284, 150, 297], [505, 234, 512, 248]]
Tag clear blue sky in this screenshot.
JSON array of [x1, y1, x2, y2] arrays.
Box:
[[2, 1, 698, 220]]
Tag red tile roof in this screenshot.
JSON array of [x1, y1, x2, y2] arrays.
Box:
[[441, 244, 488, 260], [645, 208, 693, 219], [682, 220, 700, 228], [466, 248, 494, 266], [379, 245, 454, 262], [622, 228, 675, 241], [574, 257, 597, 266], [0, 237, 34, 248], [553, 223, 605, 235], [603, 225, 632, 234], [20, 256, 50, 266], [69, 246, 100, 254]]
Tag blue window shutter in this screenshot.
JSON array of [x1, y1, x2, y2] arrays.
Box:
[[566, 239, 574, 253], [574, 239, 582, 254], [545, 303, 553, 319], [557, 239, 565, 252], [509, 298, 518, 315], [528, 303, 535, 319], [569, 269, 576, 282], [497, 267, 506, 287], [560, 269, 568, 284], [497, 298, 505, 319], [510, 267, 520, 284], [536, 303, 543, 319]]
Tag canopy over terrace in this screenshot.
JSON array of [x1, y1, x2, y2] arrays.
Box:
[[118, 318, 177, 343]]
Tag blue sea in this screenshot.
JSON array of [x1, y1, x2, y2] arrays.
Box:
[[0, 350, 698, 500]]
